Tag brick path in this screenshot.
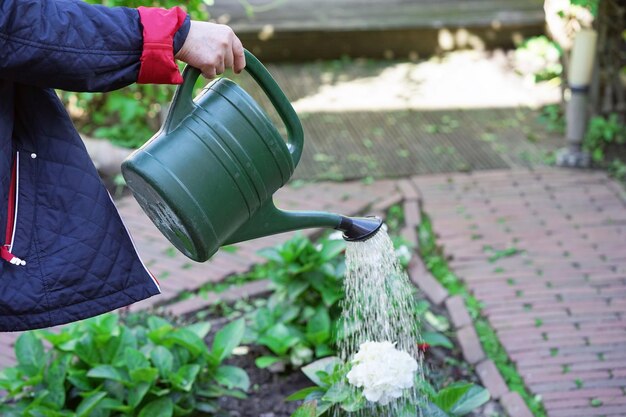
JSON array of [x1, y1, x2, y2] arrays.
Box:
[[413, 168, 626, 417], [0, 179, 398, 368], [2, 167, 626, 417]]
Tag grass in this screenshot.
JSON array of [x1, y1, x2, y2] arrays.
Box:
[[418, 212, 546, 417]]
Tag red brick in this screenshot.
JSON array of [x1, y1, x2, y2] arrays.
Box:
[[500, 391, 533, 417], [476, 359, 508, 399], [457, 325, 485, 364], [445, 295, 472, 329], [396, 179, 420, 201], [409, 258, 448, 305]]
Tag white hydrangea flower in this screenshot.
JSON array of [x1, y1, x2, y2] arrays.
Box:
[[346, 341, 418, 405]]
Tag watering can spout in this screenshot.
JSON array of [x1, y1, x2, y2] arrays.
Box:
[[223, 200, 383, 246], [337, 215, 384, 242]]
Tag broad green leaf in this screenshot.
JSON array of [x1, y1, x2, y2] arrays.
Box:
[[129, 367, 159, 383], [87, 365, 127, 383], [254, 307, 273, 331], [184, 322, 211, 339], [76, 391, 107, 417], [74, 335, 100, 366], [319, 239, 345, 261], [124, 347, 149, 371], [44, 355, 70, 410], [258, 323, 300, 356], [448, 385, 490, 416], [170, 364, 200, 392], [100, 398, 132, 413], [422, 331, 454, 349], [138, 397, 173, 417], [424, 402, 452, 417], [67, 369, 93, 391], [15, 332, 44, 375], [285, 387, 324, 402], [164, 328, 208, 358], [151, 346, 174, 378], [301, 357, 342, 388], [195, 402, 218, 413], [215, 365, 250, 391], [128, 382, 151, 408], [306, 308, 331, 345], [291, 401, 317, 417], [255, 356, 281, 369], [147, 316, 173, 331], [212, 318, 245, 362], [322, 383, 350, 403], [432, 383, 473, 412]]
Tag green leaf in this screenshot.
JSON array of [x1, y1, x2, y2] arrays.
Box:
[[215, 365, 250, 391], [124, 347, 149, 371], [138, 397, 173, 417], [170, 364, 200, 392], [184, 322, 211, 339], [301, 357, 342, 388], [286, 387, 324, 402], [424, 402, 452, 417], [432, 382, 479, 413], [258, 323, 300, 356], [448, 385, 490, 416], [422, 331, 454, 349], [211, 318, 245, 362], [322, 383, 350, 403], [76, 391, 107, 417], [87, 365, 127, 383], [164, 328, 208, 358], [129, 367, 159, 383], [257, 247, 283, 262], [306, 308, 331, 345], [15, 332, 44, 375], [151, 346, 174, 378], [291, 401, 317, 417], [319, 239, 345, 261], [128, 382, 151, 408], [255, 356, 281, 369]]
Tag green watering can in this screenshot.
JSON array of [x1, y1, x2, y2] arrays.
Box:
[[122, 50, 382, 262]]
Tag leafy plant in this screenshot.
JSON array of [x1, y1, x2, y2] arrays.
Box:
[[60, 0, 212, 148], [583, 113, 626, 163], [0, 313, 248, 417], [288, 357, 489, 417], [245, 235, 346, 367]]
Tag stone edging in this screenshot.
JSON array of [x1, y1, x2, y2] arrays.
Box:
[[398, 180, 534, 417]]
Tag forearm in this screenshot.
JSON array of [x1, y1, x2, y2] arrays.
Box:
[[0, 0, 189, 92]]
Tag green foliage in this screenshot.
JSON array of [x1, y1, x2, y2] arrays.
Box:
[[583, 113, 626, 163], [537, 104, 565, 134], [59, 1, 211, 148], [289, 357, 489, 417], [569, 0, 599, 16], [245, 235, 346, 367], [0, 313, 248, 417]]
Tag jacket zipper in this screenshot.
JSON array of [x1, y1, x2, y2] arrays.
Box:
[[2, 152, 25, 266]]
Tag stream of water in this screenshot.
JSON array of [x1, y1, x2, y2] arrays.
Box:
[[337, 227, 425, 416]]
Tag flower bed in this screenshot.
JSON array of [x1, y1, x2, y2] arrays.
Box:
[[0, 208, 500, 417]]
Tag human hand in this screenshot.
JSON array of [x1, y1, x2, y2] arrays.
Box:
[[175, 21, 245, 78]]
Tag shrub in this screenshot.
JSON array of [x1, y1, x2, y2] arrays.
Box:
[[0, 313, 248, 417]]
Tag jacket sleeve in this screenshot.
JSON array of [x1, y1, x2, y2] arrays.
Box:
[[0, 0, 190, 92]]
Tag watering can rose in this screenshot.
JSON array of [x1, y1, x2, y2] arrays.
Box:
[[346, 341, 418, 405]]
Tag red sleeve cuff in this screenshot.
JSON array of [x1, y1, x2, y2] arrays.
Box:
[[137, 6, 187, 85]]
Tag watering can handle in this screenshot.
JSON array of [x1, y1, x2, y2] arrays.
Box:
[[165, 49, 304, 166]]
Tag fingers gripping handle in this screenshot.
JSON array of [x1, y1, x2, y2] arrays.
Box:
[[165, 50, 304, 167]]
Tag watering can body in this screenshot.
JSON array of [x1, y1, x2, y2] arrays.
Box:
[[122, 51, 380, 262]]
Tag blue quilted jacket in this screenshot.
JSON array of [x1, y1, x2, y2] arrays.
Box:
[[0, 0, 190, 331]]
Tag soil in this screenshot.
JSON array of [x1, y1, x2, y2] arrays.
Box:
[[219, 345, 311, 417]]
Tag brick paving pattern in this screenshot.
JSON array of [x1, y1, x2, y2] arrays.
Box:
[[414, 168, 626, 417]]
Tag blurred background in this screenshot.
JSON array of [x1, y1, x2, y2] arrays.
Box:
[[65, 0, 624, 186]]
